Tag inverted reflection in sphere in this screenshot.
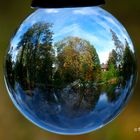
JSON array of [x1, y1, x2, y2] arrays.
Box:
[[5, 7, 137, 134]]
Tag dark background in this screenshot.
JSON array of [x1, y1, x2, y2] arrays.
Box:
[[0, 0, 140, 140]]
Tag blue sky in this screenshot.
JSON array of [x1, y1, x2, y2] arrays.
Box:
[[10, 7, 134, 63]]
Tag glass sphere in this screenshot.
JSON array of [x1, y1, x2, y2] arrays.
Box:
[[5, 7, 137, 135]]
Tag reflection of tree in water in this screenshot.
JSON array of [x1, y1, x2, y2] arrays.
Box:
[[54, 37, 101, 116], [5, 24, 136, 118]]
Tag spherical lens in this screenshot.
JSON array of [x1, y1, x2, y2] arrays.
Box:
[[4, 7, 137, 135]]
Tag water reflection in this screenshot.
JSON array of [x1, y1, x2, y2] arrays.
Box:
[[5, 7, 137, 134]]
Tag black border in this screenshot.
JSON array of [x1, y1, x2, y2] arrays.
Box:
[[31, 0, 105, 8]]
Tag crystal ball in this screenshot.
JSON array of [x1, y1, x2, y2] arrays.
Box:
[[5, 7, 137, 134]]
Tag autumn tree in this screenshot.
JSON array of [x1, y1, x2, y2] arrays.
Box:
[[54, 36, 101, 87]]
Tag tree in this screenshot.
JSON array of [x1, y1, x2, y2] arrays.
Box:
[[110, 29, 124, 69], [122, 40, 136, 81], [53, 37, 101, 112], [6, 53, 15, 88], [54, 37, 101, 86], [108, 49, 117, 68], [14, 22, 54, 91]]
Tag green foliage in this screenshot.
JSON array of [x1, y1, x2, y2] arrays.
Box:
[[110, 29, 124, 68], [108, 49, 117, 68], [101, 64, 118, 82], [122, 40, 136, 80], [14, 22, 54, 90]]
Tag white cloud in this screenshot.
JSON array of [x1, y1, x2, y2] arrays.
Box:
[[73, 7, 100, 16], [44, 9, 59, 13], [53, 23, 99, 44]]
